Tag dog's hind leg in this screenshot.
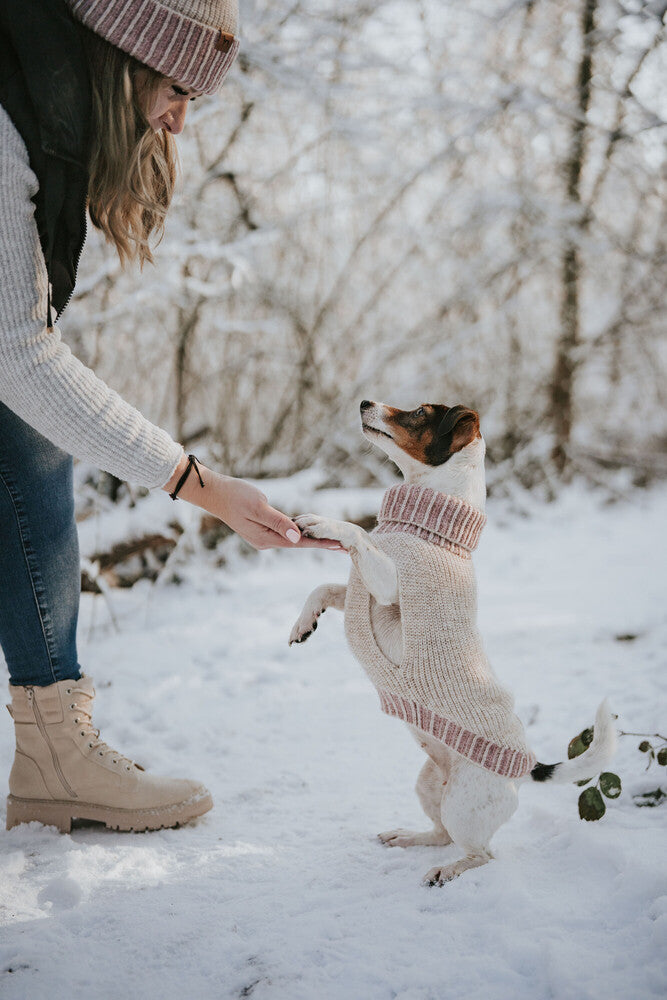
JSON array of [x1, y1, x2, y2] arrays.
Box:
[[423, 758, 518, 886], [289, 584, 347, 645], [378, 757, 453, 848]]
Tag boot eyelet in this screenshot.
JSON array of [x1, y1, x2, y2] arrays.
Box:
[[89, 743, 93, 748], [70, 704, 75, 709], [81, 732, 85, 736], [66, 688, 71, 694], [98, 751, 103, 756]]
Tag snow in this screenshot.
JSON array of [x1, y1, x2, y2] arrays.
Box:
[[1, 483, 666, 1000]]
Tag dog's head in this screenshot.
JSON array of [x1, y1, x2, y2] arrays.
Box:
[[359, 400, 484, 483]]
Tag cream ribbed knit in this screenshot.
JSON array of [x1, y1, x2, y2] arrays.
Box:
[[0, 105, 183, 489], [344, 484, 536, 779]]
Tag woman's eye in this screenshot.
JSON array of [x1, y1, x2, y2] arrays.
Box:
[[172, 85, 197, 102]]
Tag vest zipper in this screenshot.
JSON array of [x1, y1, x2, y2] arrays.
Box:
[[26, 688, 78, 799], [55, 210, 88, 322]]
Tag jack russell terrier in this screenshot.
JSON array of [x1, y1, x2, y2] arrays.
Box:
[[289, 400, 615, 885]]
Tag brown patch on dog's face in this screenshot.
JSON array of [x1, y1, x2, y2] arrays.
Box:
[[381, 403, 481, 466]]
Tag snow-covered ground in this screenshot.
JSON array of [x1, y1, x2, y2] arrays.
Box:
[[1, 483, 666, 1000]]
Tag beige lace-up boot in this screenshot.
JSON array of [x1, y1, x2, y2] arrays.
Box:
[[6, 675, 212, 831]]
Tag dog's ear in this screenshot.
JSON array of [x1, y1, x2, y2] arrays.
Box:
[[438, 406, 480, 454], [438, 405, 475, 437]]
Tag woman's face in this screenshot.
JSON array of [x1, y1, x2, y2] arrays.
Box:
[[140, 76, 202, 134]]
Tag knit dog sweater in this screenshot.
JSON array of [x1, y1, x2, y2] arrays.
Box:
[[344, 484, 536, 779]]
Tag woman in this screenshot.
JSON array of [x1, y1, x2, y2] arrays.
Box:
[[0, 0, 335, 833]]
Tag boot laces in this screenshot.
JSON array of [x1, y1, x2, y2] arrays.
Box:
[[68, 684, 136, 769]]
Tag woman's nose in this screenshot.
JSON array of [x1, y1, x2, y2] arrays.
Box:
[[163, 102, 188, 135]]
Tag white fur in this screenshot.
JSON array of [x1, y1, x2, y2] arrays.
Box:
[[290, 401, 616, 885], [533, 699, 616, 784]]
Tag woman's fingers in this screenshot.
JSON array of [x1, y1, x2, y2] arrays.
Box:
[[295, 536, 345, 550], [260, 502, 302, 544], [246, 507, 344, 550], [254, 502, 343, 549], [168, 467, 345, 551]]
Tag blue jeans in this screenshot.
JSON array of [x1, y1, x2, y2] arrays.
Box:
[[0, 401, 82, 687]]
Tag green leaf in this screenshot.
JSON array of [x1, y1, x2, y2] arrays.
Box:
[[568, 727, 594, 760], [579, 786, 606, 821], [639, 741, 651, 753], [657, 748, 667, 767], [575, 777, 592, 787], [599, 772, 622, 799]]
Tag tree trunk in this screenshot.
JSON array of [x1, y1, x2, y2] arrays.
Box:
[[550, 0, 597, 475]]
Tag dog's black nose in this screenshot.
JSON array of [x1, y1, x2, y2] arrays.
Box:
[[360, 399, 373, 410]]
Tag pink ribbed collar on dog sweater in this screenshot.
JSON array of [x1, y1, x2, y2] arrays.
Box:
[[375, 484, 486, 558]]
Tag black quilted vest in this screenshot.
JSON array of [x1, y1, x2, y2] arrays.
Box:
[[0, 0, 91, 321]]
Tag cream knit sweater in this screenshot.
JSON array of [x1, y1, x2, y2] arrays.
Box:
[[344, 484, 536, 779], [0, 104, 183, 489]]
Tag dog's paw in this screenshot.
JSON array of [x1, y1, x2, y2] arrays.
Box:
[[289, 612, 321, 646], [294, 514, 340, 542], [422, 851, 491, 886], [422, 864, 458, 887], [378, 828, 421, 849], [378, 828, 453, 849]]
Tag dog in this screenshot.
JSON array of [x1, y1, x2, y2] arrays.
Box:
[[289, 400, 616, 885]]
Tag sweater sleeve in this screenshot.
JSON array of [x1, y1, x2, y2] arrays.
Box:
[[0, 105, 184, 490]]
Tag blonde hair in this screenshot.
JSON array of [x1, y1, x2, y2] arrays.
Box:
[[78, 25, 178, 267]]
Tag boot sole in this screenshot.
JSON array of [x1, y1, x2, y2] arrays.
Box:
[[6, 791, 213, 833]]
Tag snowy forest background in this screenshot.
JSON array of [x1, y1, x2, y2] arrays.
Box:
[[65, 0, 667, 501]]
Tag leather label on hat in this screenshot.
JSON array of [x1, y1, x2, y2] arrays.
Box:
[[215, 30, 235, 53]]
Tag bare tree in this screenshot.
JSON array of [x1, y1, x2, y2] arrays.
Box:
[[65, 0, 667, 491]]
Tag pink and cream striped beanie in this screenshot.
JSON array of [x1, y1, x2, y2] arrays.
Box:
[[66, 0, 239, 95]]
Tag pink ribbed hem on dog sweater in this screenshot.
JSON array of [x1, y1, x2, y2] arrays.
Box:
[[378, 691, 534, 779]]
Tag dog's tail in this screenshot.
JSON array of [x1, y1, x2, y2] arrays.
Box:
[[530, 699, 616, 784]]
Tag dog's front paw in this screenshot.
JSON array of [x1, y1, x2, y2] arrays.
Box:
[[289, 611, 322, 646], [293, 513, 337, 541]]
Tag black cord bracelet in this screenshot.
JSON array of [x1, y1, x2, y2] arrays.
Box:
[[169, 454, 205, 500]]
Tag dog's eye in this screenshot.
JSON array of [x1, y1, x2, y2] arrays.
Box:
[[414, 406, 426, 418]]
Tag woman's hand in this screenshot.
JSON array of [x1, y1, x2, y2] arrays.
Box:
[[163, 457, 342, 551]]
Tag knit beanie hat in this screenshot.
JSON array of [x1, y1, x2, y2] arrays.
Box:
[[66, 0, 239, 95]]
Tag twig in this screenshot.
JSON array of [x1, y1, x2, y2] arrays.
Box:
[[619, 731, 667, 741], [80, 558, 120, 633]]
